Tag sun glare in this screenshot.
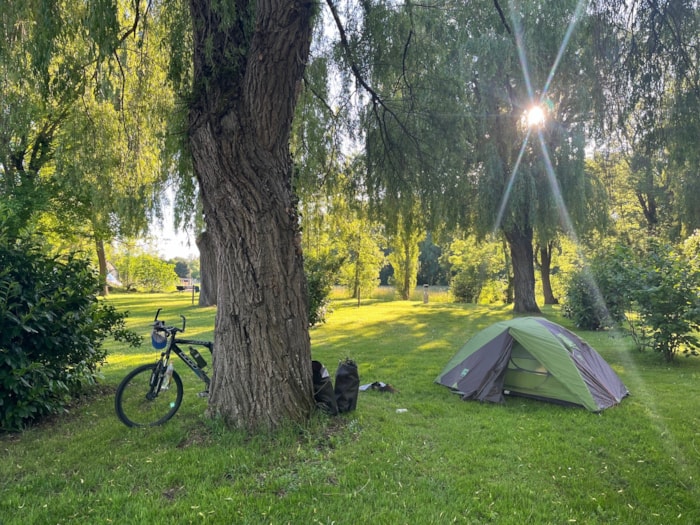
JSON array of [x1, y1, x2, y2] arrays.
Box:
[[525, 105, 546, 128]]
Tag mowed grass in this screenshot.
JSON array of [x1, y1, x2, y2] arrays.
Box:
[[2, 291, 700, 524]]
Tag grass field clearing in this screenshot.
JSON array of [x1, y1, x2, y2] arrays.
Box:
[[1, 292, 699, 524]]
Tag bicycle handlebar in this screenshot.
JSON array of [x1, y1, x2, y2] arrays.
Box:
[[152, 309, 186, 335]]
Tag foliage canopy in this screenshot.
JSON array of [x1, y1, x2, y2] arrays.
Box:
[[0, 218, 139, 430]]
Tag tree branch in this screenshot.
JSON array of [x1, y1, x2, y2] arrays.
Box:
[[493, 0, 512, 36], [325, 0, 418, 145]]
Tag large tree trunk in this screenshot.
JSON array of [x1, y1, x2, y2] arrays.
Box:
[[196, 230, 217, 307], [95, 236, 109, 297], [538, 242, 559, 305], [504, 225, 541, 314], [502, 238, 514, 304], [188, 1, 315, 431]]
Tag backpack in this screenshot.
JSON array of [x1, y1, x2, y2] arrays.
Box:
[[312, 360, 338, 416], [334, 358, 360, 413]]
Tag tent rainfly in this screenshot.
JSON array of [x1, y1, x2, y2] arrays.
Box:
[[435, 317, 629, 411]]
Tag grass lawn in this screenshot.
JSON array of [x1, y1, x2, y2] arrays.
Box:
[[1, 291, 699, 524]]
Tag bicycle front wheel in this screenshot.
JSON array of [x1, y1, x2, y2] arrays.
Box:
[[115, 363, 184, 427]]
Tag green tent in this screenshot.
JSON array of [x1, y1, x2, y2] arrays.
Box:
[[435, 317, 628, 411]]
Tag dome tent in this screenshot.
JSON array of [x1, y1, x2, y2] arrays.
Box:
[[435, 317, 628, 411]]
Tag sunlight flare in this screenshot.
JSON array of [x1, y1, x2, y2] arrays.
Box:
[[525, 105, 546, 128], [493, 129, 532, 235]]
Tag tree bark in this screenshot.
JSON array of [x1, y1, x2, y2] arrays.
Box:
[[502, 237, 514, 304], [188, 0, 315, 431], [538, 242, 559, 305], [504, 225, 541, 314], [196, 230, 217, 307], [95, 236, 109, 297]]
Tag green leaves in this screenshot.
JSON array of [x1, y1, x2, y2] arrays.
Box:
[[0, 222, 139, 431], [564, 238, 700, 361]]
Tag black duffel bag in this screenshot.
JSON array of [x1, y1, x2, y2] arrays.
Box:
[[312, 360, 338, 416], [334, 358, 359, 413]]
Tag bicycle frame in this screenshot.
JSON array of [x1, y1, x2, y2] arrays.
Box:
[[164, 336, 213, 388], [115, 309, 214, 427], [153, 307, 213, 391]]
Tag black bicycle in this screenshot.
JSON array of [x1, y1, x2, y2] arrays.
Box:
[[114, 309, 213, 427]]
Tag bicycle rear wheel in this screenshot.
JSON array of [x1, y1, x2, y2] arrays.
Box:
[[115, 363, 183, 427]]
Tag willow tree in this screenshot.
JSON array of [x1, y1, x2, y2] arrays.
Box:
[[0, 1, 173, 294], [598, 0, 700, 239], [318, 1, 475, 308], [181, 1, 317, 429], [388, 208, 425, 300], [323, 1, 605, 313], [453, 0, 607, 313]]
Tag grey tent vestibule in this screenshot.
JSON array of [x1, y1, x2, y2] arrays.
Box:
[[435, 317, 629, 411]]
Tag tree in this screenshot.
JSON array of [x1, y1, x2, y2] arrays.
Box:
[[132, 255, 178, 293], [321, 1, 606, 314], [387, 208, 425, 300], [597, 0, 700, 240], [338, 214, 386, 304], [172, 259, 191, 279], [0, 1, 174, 295], [417, 234, 448, 286], [112, 250, 177, 292], [536, 240, 559, 304], [195, 231, 217, 307], [333, 1, 475, 256], [460, 0, 606, 313], [182, 1, 317, 430]]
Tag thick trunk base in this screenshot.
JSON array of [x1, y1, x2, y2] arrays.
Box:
[[505, 227, 541, 314]]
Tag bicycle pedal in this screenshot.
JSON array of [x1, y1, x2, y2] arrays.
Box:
[[197, 391, 209, 398]]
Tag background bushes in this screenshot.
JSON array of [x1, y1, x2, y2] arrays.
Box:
[[0, 228, 139, 431], [305, 252, 343, 327], [564, 239, 700, 361]]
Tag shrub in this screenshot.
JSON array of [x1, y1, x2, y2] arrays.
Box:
[[563, 245, 634, 330], [450, 268, 485, 303], [446, 235, 503, 304], [564, 240, 700, 361], [0, 229, 140, 431], [628, 240, 700, 362], [305, 252, 343, 327]]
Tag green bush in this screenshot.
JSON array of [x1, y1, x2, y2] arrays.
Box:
[[0, 229, 140, 431], [305, 252, 343, 327], [628, 240, 700, 362], [564, 240, 700, 361], [563, 245, 634, 330], [446, 235, 504, 304], [450, 268, 484, 303]]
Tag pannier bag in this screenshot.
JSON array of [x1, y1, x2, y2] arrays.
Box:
[[334, 358, 360, 413], [312, 360, 338, 416]]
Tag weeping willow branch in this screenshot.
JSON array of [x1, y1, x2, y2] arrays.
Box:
[[325, 0, 420, 151]]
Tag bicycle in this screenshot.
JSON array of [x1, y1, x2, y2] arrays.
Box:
[[114, 308, 213, 427]]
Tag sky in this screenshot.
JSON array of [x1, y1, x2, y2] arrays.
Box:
[[154, 225, 199, 260], [144, 188, 200, 261]]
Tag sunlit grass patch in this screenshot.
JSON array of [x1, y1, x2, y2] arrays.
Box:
[[2, 292, 700, 524]]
